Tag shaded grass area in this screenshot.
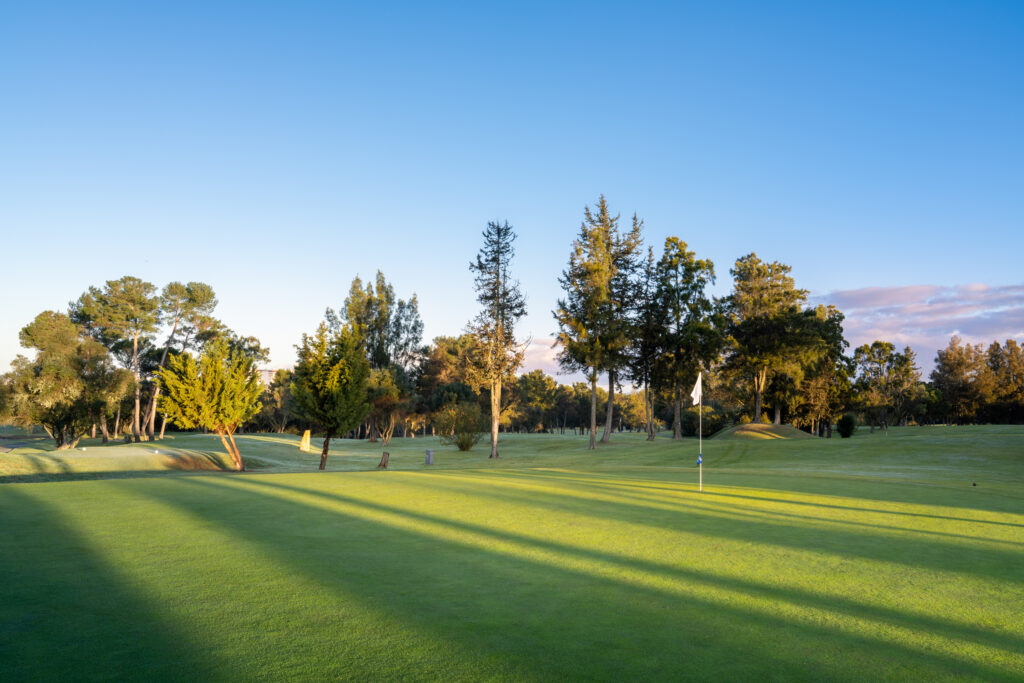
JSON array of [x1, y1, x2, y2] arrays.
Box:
[[1, 427, 1023, 680]]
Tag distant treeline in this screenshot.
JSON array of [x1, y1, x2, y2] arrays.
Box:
[[3, 197, 1022, 453]]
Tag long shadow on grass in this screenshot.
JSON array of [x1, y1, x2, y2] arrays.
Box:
[[0, 487, 215, 682], [420, 471, 1024, 585], [520, 466, 1024, 521], [139, 476, 1018, 681], [494, 467, 1024, 530], [249, 476, 1024, 664], [487, 470, 1024, 539], [701, 464, 1024, 514]]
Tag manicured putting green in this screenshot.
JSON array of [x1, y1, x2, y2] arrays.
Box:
[[1, 427, 1022, 681]]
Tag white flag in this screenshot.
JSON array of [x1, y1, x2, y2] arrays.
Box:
[[690, 372, 702, 405]]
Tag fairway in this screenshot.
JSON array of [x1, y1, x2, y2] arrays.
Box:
[[2, 428, 1023, 681]]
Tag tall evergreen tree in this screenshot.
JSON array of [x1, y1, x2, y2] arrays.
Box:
[[653, 237, 717, 439], [292, 322, 370, 469], [722, 254, 810, 422], [554, 197, 615, 449], [468, 220, 527, 458], [554, 196, 640, 447], [328, 271, 423, 442], [628, 247, 664, 440], [599, 212, 644, 442]]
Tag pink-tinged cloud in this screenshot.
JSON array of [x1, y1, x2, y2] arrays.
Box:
[[520, 336, 591, 384], [816, 283, 1024, 372]]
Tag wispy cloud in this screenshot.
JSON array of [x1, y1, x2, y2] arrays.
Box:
[[520, 336, 591, 384], [522, 284, 1024, 382], [816, 283, 1024, 371]]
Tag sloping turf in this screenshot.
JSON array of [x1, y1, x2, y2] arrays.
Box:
[[711, 423, 817, 440], [1, 427, 1022, 681]]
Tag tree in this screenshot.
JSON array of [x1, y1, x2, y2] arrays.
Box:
[[652, 237, 718, 439], [554, 196, 637, 449], [71, 276, 160, 443], [792, 306, 851, 436], [517, 370, 558, 432], [468, 220, 527, 458], [628, 248, 664, 440], [599, 211, 644, 442], [4, 312, 130, 449], [292, 322, 370, 470], [931, 336, 987, 424], [158, 338, 262, 471], [257, 369, 295, 433], [417, 334, 483, 399], [329, 272, 423, 441], [722, 254, 811, 422], [143, 281, 218, 438], [985, 340, 1024, 423]]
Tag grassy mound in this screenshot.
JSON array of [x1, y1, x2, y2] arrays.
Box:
[[711, 423, 817, 440]]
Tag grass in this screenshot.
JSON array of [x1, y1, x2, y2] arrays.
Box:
[[712, 422, 817, 439], [1, 426, 1023, 681]]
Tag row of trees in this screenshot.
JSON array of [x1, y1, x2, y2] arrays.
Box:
[[5, 198, 1023, 458], [287, 220, 528, 466], [553, 196, 850, 446], [0, 276, 266, 450]]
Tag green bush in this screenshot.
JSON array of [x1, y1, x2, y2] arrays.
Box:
[[837, 414, 857, 438], [433, 403, 485, 451]]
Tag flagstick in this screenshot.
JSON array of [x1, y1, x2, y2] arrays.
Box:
[[699, 392, 703, 492]]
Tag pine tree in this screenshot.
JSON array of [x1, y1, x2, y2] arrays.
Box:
[[555, 197, 614, 449], [653, 237, 717, 439], [71, 276, 160, 443], [628, 247, 664, 440], [292, 322, 370, 469], [722, 254, 810, 422], [468, 220, 527, 458]]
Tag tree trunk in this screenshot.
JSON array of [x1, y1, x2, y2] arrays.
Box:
[[752, 367, 767, 423], [588, 371, 597, 450], [114, 404, 121, 438], [100, 416, 110, 444], [132, 335, 142, 443], [146, 386, 159, 438], [672, 381, 682, 439], [319, 434, 332, 470], [159, 413, 168, 439], [226, 430, 244, 471], [601, 371, 614, 443], [774, 404, 781, 425], [490, 377, 501, 458], [217, 431, 236, 469], [826, 421, 833, 438]]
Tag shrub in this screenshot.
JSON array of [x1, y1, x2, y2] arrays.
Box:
[[837, 414, 857, 438], [738, 414, 752, 425], [433, 402, 485, 451]]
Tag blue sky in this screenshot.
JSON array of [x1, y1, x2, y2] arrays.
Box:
[[2, 1, 1022, 377]]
